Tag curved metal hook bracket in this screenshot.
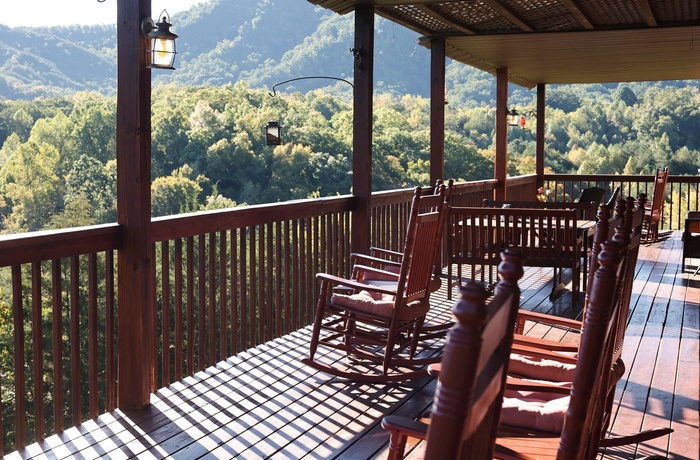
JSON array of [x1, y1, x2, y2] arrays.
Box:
[[268, 76, 354, 97]]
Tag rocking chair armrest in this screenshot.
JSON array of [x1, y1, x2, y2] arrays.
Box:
[[369, 247, 404, 259], [381, 415, 428, 439], [353, 264, 401, 280], [510, 343, 579, 364], [512, 335, 579, 353], [315, 272, 398, 296], [350, 253, 402, 268], [505, 376, 571, 395], [515, 310, 583, 331]]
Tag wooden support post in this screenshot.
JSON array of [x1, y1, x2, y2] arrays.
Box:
[[352, 4, 374, 255], [430, 38, 446, 186], [495, 68, 508, 200], [116, 0, 155, 410], [536, 83, 546, 188]]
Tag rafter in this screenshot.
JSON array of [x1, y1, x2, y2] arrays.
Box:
[[560, 0, 594, 30], [482, 0, 533, 32], [416, 4, 477, 35], [637, 0, 657, 26]]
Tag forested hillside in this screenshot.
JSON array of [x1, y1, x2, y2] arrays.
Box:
[[1, 82, 699, 235]]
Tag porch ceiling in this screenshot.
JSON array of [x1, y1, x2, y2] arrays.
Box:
[[308, 0, 700, 88]]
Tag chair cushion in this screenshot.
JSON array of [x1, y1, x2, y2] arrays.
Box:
[[500, 390, 570, 434], [509, 352, 577, 381], [331, 290, 429, 320]]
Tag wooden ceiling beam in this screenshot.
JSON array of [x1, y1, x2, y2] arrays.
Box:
[[482, 0, 533, 32], [560, 0, 595, 30], [637, 0, 658, 27], [416, 4, 477, 35]]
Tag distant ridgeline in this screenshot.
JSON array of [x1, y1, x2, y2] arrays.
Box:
[[0, 0, 697, 107]]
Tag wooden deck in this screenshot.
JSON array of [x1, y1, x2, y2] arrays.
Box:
[[7, 232, 698, 459]]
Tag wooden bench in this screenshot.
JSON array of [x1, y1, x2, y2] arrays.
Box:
[[448, 206, 589, 302]]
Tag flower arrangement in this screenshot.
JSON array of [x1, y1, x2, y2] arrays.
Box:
[[536, 186, 551, 202]]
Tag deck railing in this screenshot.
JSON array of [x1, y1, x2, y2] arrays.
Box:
[[150, 197, 353, 388], [0, 172, 696, 454], [0, 225, 120, 454], [544, 174, 700, 230]]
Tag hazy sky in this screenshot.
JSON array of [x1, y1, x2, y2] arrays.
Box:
[[1, 0, 205, 28]]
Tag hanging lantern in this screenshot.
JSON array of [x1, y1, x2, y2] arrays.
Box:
[[265, 121, 282, 146], [142, 10, 178, 70], [506, 108, 520, 127]]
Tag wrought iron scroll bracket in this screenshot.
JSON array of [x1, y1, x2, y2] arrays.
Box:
[[268, 76, 354, 97]]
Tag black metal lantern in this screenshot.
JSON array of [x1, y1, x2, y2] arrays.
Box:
[[506, 108, 520, 127], [142, 10, 178, 70], [265, 121, 282, 146]]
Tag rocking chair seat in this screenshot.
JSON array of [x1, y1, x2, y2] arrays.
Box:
[[331, 291, 429, 320]]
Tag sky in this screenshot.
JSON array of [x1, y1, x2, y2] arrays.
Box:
[[0, 0, 206, 28]]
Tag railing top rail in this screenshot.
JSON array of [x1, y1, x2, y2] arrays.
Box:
[[0, 223, 121, 267], [545, 173, 700, 185], [151, 194, 354, 242], [505, 174, 537, 186]]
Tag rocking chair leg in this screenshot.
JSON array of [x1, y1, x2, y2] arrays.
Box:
[[410, 316, 426, 358], [383, 320, 400, 375], [344, 314, 357, 354], [309, 281, 330, 359], [386, 432, 407, 460]]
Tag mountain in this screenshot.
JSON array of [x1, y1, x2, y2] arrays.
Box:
[[4, 0, 693, 106], [0, 0, 446, 102]]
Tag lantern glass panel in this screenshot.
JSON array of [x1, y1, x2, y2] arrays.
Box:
[[151, 37, 176, 68], [266, 124, 281, 146]]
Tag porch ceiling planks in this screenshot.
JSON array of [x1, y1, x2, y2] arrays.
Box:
[[7, 232, 697, 459], [308, 0, 700, 88]]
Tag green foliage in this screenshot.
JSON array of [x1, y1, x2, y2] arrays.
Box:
[[151, 165, 204, 217], [0, 81, 699, 234]]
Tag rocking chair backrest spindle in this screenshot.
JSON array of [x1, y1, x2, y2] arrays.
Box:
[[400, 190, 448, 302]]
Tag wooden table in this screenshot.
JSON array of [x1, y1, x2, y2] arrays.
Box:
[[448, 206, 595, 303]]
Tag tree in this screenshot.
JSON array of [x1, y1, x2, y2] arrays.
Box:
[[69, 93, 116, 164], [151, 165, 205, 217], [64, 155, 116, 224], [616, 86, 638, 106], [0, 141, 61, 232], [444, 132, 493, 182], [547, 88, 582, 113]]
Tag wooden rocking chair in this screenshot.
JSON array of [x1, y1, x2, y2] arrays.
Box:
[[499, 196, 673, 444], [381, 240, 628, 459], [380, 223, 672, 459], [302, 185, 450, 382], [642, 167, 669, 243], [382, 249, 525, 459]]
